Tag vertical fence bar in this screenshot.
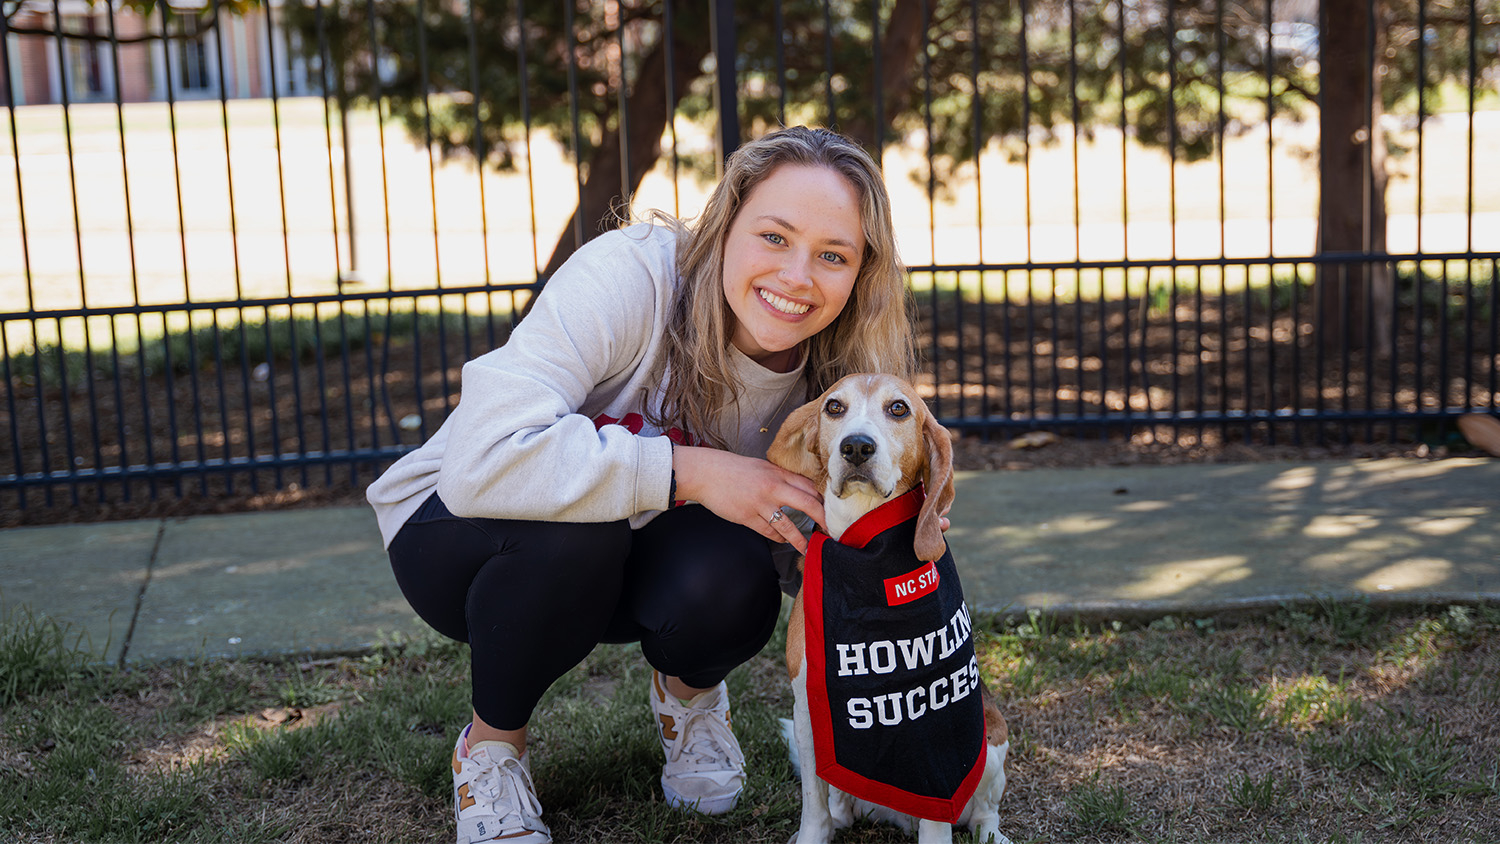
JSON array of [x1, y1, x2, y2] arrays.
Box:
[[710, 0, 738, 160], [1416, 0, 1427, 258], [1350, 262, 1362, 449], [970, 0, 987, 429], [517, 0, 540, 328], [463, 0, 485, 369], [467, 0, 491, 289], [1266, 0, 1288, 442], [117, 0, 170, 496], [263, 0, 295, 487], [207, 0, 254, 492], [1413, 262, 1425, 433], [821, 0, 834, 126], [1, 328, 20, 508], [365, 0, 402, 455], [564, 0, 584, 247], [1463, 0, 1476, 415], [1363, 259, 1375, 439], [1165, 0, 1179, 442], [157, 4, 202, 495], [99, 0, 136, 500], [1067, 0, 1080, 426], [360, 0, 390, 456], [1491, 257, 1498, 412], [1019, 0, 1034, 424], [867, 0, 878, 159], [920, 0, 938, 413], [1437, 260, 1451, 416], [1292, 261, 1304, 440], [314, 0, 355, 482], [0, 7, 35, 508], [47, 0, 90, 505], [664, 0, 682, 217], [616, 1, 630, 209], [51, 1, 91, 504], [1357, 0, 1374, 442], [1467, 0, 1477, 260], [5, 15, 41, 508], [414, 0, 449, 427], [1116, 0, 1131, 437]]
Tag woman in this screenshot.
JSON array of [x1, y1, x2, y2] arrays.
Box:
[[367, 126, 917, 844]]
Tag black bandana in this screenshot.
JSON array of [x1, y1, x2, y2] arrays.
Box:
[[802, 487, 985, 823]]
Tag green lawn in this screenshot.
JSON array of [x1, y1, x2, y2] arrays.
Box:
[[3, 599, 1497, 843]]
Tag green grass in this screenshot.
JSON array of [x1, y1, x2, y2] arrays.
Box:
[[3, 602, 1498, 842], [1065, 773, 1138, 836], [0, 604, 110, 706], [5, 304, 516, 392]]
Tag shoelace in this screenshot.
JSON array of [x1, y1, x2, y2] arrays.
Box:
[[667, 705, 745, 776], [468, 754, 545, 831]]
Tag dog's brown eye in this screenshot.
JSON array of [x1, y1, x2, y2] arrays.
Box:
[[824, 399, 846, 417], [888, 400, 910, 418]]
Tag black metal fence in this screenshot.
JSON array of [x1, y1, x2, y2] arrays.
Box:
[[2, 0, 1497, 515]]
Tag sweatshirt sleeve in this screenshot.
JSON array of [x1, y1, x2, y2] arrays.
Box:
[[433, 228, 676, 522]]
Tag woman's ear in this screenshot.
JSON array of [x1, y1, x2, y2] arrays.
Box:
[[914, 409, 955, 562], [766, 399, 825, 485]]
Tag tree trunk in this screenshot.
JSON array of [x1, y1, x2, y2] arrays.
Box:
[[540, 24, 711, 279], [838, 0, 927, 154], [1317, 0, 1391, 356]]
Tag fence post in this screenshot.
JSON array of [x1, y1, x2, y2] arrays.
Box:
[[709, 0, 738, 169]]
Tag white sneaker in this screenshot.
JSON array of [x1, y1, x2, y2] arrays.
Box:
[[648, 669, 746, 815], [451, 725, 551, 843]]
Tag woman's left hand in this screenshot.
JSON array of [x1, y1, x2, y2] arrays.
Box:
[[672, 445, 826, 554]]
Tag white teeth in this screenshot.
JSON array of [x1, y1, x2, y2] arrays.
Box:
[[759, 288, 810, 315]]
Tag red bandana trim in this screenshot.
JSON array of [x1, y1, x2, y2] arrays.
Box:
[[802, 485, 984, 823]]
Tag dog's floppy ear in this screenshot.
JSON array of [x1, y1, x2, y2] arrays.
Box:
[[766, 397, 825, 484], [914, 407, 955, 562]]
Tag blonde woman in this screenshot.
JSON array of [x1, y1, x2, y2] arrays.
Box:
[[367, 126, 918, 844]]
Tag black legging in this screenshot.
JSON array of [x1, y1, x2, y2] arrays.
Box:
[[387, 493, 784, 731]]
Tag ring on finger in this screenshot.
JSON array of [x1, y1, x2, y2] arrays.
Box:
[[768, 510, 784, 524]]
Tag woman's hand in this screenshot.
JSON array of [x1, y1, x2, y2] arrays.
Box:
[[673, 445, 826, 554]]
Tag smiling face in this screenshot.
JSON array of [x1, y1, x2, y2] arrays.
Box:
[[721, 164, 865, 372]]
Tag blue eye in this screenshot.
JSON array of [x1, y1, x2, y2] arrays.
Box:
[[821, 251, 847, 264], [763, 232, 785, 245]]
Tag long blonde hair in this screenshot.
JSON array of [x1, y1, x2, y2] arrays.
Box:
[[649, 126, 916, 449]]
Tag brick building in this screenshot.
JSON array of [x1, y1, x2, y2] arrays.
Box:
[[2, 0, 317, 106]]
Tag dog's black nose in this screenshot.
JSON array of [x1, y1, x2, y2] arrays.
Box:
[[839, 434, 877, 466]]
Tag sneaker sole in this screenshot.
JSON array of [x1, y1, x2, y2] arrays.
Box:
[[661, 778, 741, 815]]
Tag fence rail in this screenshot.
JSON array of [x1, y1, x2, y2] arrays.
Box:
[[3, 0, 1498, 514]]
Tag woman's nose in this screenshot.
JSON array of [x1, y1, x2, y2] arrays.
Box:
[[777, 251, 814, 287]]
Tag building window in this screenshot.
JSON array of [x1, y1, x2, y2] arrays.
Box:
[[64, 14, 106, 100], [170, 9, 212, 92]]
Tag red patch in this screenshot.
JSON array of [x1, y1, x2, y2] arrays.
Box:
[[884, 560, 940, 606], [593, 412, 698, 446]]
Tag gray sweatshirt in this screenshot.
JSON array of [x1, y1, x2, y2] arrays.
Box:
[[366, 223, 808, 549]]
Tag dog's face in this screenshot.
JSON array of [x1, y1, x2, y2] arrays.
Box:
[[768, 373, 955, 561]]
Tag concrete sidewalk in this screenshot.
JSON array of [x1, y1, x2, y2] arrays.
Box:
[[2, 458, 1497, 664]]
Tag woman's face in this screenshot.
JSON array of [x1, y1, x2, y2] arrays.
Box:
[[721, 163, 865, 372]]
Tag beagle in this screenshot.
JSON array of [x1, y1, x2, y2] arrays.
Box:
[[768, 373, 1011, 844]]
